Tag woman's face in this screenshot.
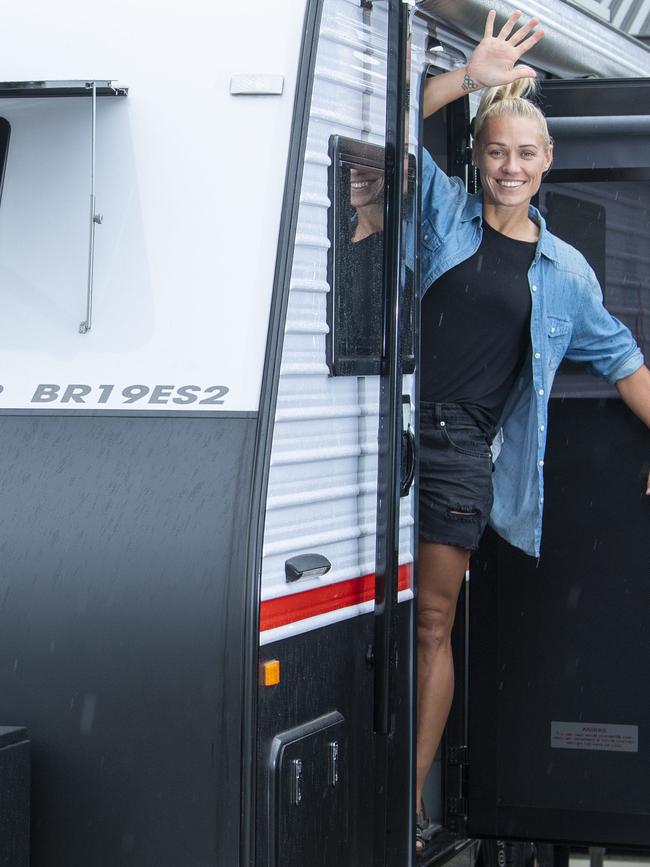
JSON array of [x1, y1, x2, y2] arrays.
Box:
[[475, 115, 553, 210], [349, 167, 385, 209]]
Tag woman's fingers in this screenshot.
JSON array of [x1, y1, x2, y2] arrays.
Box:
[[514, 30, 545, 56], [498, 9, 522, 40], [509, 16, 540, 46], [483, 8, 497, 38]]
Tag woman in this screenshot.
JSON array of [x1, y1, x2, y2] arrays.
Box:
[[415, 9, 650, 850]]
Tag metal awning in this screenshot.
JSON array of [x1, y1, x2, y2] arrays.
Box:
[[568, 0, 650, 38], [416, 0, 650, 78], [0, 80, 128, 98]]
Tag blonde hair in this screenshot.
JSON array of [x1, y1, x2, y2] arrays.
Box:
[[473, 78, 552, 149]]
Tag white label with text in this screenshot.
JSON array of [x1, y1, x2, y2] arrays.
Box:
[[551, 721, 638, 753]]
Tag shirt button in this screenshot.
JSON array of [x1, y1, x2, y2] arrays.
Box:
[[539, 424, 545, 432], [532, 284, 538, 292], [550, 326, 556, 333], [534, 352, 541, 359], [538, 388, 544, 396], [539, 460, 544, 467], [423, 234, 429, 241]]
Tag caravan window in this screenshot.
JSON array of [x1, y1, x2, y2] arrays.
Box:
[[0, 117, 10, 204], [326, 135, 415, 376]]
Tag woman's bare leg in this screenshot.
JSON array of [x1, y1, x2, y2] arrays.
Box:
[[416, 541, 469, 812]]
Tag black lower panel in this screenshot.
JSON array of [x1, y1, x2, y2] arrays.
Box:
[[0, 727, 29, 867], [256, 605, 413, 867], [468, 398, 650, 847], [0, 414, 256, 866]]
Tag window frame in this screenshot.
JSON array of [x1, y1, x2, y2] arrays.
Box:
[[0, 117, 10, 207]]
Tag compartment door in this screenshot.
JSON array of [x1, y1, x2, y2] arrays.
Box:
[[454, 78, 650, 848]]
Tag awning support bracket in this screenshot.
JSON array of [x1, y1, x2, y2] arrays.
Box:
[[79, 81, 103, 334]]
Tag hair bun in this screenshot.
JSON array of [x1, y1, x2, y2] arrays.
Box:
[[495, 77, 538, 102], [473, 77, 551, 147]]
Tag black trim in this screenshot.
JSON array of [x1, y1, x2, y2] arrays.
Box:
[[0, 116, 10, 207], [373, 1, 410, 864], [373, 0, 410, 738], [546, 168, 650, 183], [0, 82, 127, 98], [539, 78, 650, 118], [0, 408, 257, 418], [240, 1, 326, 863]]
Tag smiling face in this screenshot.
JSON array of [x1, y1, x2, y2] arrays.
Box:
[[349, 166, 385, 209], [475, 115, 553, 211]]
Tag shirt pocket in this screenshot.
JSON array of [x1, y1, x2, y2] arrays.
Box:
[[546, 316, 572, 368], [421, 216, 442, 253]]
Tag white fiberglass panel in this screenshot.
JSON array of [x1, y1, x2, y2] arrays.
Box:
[[261, 1, 427, 634], [0, 0, 306, 412]]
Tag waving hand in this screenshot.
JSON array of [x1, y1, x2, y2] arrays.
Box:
[[466, 9, 544, 89]]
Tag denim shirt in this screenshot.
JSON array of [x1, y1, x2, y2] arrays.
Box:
[[418, 150, 644, 556]]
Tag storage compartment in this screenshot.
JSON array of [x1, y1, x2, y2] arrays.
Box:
[[269, 712, 347, 867]]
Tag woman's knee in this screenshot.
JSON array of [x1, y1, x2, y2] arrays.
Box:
[[417, 600, 456, 652]]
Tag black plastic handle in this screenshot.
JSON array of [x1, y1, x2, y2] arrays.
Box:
[[400, 426, 416, 498]]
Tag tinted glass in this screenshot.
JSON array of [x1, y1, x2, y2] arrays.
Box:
[[540, 179, 650, 396], [0, 117, 10, 205], [327, 135, 415, 376]]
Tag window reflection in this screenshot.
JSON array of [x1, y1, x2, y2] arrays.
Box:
[[541, 180, 650, 395], [327, 135, 415, 376]]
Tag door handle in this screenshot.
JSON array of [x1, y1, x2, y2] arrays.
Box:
[[400, 427, 416, 497], [400, 394, 415, 497]]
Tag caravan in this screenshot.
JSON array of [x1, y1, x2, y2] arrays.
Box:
[[0, 0, 648, 864]]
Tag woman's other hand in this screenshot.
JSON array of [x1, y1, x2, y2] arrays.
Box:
[[466, 9, 544, 89]]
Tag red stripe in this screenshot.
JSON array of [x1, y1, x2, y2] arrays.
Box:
[[260, 564, 412, 632]]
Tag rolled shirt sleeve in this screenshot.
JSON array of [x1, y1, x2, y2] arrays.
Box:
[[566, 265, 644, 383]]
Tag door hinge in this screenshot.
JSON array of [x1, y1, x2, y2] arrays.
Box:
[[446, 795, 468, 819], [446, 745, 469, 832], [448, 745, 468, 766]]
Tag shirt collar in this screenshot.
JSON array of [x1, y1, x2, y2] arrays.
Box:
[[460, 190, 560, 263]]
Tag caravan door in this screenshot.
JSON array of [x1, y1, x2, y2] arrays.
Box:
[[254, 2, 420, 866], [449, 79, 650, 849]]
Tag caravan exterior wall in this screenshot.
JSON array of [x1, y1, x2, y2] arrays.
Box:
[[259, 0, 418, 645], [0, 0, 421, 863], [0, 1, 309, 865], [0, 0, 306, 410]]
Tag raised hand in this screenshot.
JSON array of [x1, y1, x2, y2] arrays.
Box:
[[466, 9, 544, 90]]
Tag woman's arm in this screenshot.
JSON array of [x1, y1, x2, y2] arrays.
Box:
[[616, 365, 650, 494], [423, 9, 544, 119]]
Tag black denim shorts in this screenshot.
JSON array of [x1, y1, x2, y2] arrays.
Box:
[[418, 402, 494, 552]]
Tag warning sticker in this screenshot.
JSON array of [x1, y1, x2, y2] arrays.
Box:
[[551, 721, 638, 753]]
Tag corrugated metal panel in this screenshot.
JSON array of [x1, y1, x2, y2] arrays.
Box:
[[419, 0, 650, 76], [610, 0, 650, 34], [260, 0, 423, 634], [569, 0, 650, 36]]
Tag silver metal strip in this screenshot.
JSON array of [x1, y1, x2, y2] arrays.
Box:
[[80, 82, 103, 334]]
